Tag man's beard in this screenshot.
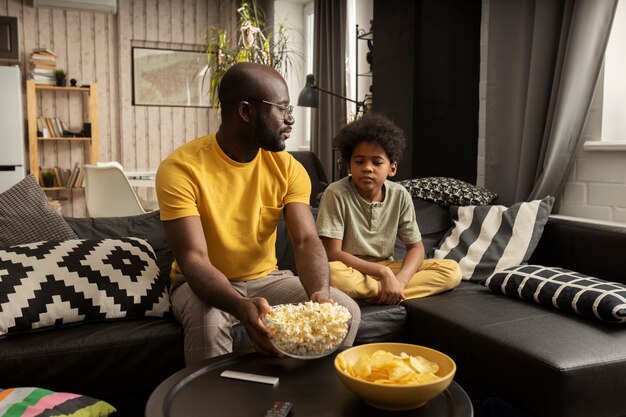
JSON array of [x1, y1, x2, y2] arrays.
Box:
[[257, 122, 287, 152]]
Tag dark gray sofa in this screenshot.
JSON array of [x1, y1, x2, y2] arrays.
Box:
[[404, 216, 626, 417], [2, 180, 625, 417], [0, 209, 406, 417]]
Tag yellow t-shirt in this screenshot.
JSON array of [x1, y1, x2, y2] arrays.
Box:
[[156, 133, 311, 282]]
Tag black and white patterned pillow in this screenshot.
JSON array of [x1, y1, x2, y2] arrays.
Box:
[[398, 177, 498, 207], [0, 237, 170, 337], [0, 174, 78, 247], [432, 197, 554, 282], [484, 264, 626, 324]]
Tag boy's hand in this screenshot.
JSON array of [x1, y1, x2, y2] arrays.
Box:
[[376, 265, 406, 305]]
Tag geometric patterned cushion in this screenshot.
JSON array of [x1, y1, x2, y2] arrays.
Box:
[[398, 177, 498, 207], [0, 238, 170, 338], [484, 264, 626, 324], [0, 175, 78, 248], [0, 387, 116, 417], [432, 197, 554, 282]]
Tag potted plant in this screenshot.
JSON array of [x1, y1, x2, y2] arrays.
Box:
[[203, 0, 300, 107], [41, 170, 55, 187], [54, 69, 67, 87]]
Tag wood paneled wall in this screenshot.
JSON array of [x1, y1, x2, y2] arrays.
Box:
[[0, 0, 235, 216]]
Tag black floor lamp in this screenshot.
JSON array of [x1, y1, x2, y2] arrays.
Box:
[[297, 74, 365, 115], [297, 74, 364, 179]]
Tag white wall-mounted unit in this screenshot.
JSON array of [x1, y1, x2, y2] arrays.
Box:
[[33, 0, 117, 14], [0, 66, 25, 193]]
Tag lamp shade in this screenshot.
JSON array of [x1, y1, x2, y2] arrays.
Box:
[[298, 74, 319, 108]]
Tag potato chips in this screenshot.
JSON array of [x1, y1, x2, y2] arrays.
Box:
[[337, 350, 442, 385]]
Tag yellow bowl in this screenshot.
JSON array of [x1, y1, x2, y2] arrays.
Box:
[[334, 342, 456, 411]]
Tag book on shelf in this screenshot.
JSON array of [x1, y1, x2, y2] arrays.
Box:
[[31, 75, 56, 85], [54, 118, 64, 137], [31, 68, 55, 75], [74, 167, 85, 188], [44, 118, 58, 137], [67, 163, 80, 188], [53, 167, 63, 187], [32, 47, 57, 57], [29, 61, 56, 69]]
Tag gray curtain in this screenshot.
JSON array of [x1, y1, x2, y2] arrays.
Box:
[[485, 0, 618, 206], [312, 0, 347, 181]]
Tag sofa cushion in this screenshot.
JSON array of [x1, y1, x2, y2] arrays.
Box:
[[484, 264, 626, 323], [432, 197, 554, 282], [394, 198, 452, 259], [398, 177, 498, 207], [64, 211, 174, 285], [0, 238, 170, 337], [0, 175, 78, 248], [0, 387, 116, 417]]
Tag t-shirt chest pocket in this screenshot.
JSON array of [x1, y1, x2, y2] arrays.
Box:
[[258, 206, 283, 242]]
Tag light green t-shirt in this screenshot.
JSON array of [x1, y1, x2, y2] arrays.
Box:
[[316, 177, 421, 260]]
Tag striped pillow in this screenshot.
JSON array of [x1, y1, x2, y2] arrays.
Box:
[[432, 197, 554, 282], [484, 265, 626, 323], [0, 387, 116, 416]]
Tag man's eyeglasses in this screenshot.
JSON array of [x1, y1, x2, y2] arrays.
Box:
[[247, 98, 294, 119]]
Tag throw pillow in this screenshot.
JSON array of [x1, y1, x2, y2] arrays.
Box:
[[398, 177, 498, 207], [484, 264, 626, 324], [0, 237, 170, 338], [0, 387, 116, 417], [432, 196, 554, 282], [0, 175, 78, 248]]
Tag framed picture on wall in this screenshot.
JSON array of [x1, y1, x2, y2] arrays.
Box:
[[0, 17, 19, 61], [132, 47, 211, 107]]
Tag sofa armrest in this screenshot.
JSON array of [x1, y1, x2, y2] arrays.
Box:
[[529, 215, 626, 284]]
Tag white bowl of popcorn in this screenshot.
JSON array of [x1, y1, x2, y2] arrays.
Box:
[[263, 301, 352, 359]]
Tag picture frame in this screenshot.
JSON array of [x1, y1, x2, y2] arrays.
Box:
[[131, 47, 211, 107], [0, 17, 19, 61]]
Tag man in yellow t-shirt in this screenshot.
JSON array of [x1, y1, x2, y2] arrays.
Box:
[[156, 62, 361, 364]]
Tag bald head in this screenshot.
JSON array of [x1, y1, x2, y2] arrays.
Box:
[[218, 62, 287, 114]]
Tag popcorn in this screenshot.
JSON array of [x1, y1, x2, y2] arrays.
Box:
[[264, 301, 352, 358]]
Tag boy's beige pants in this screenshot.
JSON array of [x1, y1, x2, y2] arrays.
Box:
[[328, 258, 462, 301]]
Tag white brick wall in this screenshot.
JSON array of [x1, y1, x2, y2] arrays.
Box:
[[557, 73, 626, 224], [478, 0, 626, 225]]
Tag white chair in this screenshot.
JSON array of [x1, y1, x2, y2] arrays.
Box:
[[83, 163, 147, 218]]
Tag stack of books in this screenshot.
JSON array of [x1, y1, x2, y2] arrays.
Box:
[[29, 48, 57, 85], [36, 117, 68, 138]]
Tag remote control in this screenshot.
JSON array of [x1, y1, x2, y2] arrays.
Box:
[[264, 400, 293, 417], [220, 370, 279, 386]]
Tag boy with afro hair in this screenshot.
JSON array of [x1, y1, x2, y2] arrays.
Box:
[[316, 113, 461, 305]]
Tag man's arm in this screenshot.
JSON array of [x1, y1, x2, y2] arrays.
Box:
[[162, 216, 278, 355], [283, 202, 331, 302]]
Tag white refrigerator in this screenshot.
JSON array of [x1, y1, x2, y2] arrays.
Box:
[[0, 65, 26, 193]]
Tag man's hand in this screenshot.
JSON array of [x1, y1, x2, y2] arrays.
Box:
[[376, 265, 405, 305], [236, 297, 282, 356], [309, 290, 333, 304]]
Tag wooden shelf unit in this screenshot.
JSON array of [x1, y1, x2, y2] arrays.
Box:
[[26, 80, 99, 190]]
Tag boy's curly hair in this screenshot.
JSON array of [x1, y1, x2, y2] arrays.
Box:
[[333, 113, 406, 166]]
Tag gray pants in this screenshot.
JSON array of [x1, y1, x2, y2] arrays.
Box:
[[170, 270, 362, 365]]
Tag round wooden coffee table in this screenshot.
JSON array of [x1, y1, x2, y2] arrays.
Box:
[[146, 349, 474, 417]]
